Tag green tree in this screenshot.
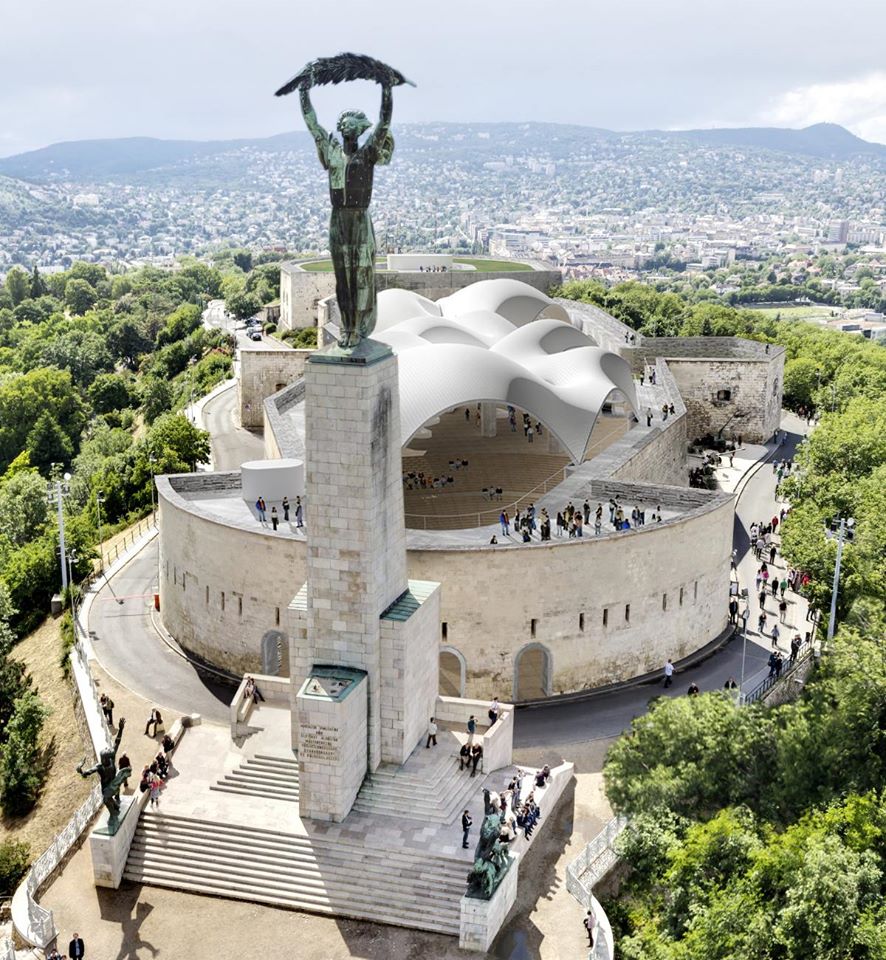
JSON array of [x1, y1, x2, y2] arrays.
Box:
[[4, 267, 30, 307], [138, 376, 173, 424], [29, 266, 46, 299], [0, 469, 49, 547], [226, 289, 262, 321], [146, 413, 210, 471], [26, 411, 73, 472], [0, 839, 31, 897], [783, 357, 822, 409], [87, 373, 133, 414], [0, 691, 49, 815], [64, 278, 97, 315]]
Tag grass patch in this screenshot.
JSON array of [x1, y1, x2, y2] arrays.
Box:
[[753, 304, 842, 320]]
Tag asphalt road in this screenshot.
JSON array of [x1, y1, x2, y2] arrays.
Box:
[[201, 384, 265, 472], [89, 537, 233, 724]]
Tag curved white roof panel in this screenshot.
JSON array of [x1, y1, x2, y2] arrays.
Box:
[[373, 278, 638, 464]]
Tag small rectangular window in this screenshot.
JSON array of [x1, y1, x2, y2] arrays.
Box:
[[182, 573, 186, 591], [694, 581, 699, 602], [275, 606, 281, 626], [238, 596, 243, 617], [625, 604, 631, 623], [205, 585, 209, 604], [602, 608, 609, 628], [662, 593, 667, 612], [579, 613, 585, 632], [221, 591, 225, 612], [679, 587, 684, 607], [173, 566, 177, 585], [716, 389, 732, 401], [442, 621, 448, 640], [530, 618, 537, 638]]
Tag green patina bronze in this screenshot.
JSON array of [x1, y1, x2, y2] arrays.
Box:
[[466, 789, 513, 899], [276, 54, 414, 350], [77, 716, 131, 834]]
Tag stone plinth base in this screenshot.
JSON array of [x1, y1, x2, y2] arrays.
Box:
[[89, 794, 144, 888], [459, 856, 520, 952], [296, 667, 368, 822]]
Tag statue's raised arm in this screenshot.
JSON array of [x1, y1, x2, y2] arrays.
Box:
[[275, 53, 414, 350]]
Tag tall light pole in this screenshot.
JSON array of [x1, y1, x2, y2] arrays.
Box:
[[96, 492, 105, 573], [739, 598, 751, 702], [47, 469, 72, 593], [66, 549, 79, 635], [149, 453, 157, 523], [826, 517, 854, 645]]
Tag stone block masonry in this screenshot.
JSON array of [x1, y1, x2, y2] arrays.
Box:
[[239, 349, 311, 429], [290, 346, 409, 773]]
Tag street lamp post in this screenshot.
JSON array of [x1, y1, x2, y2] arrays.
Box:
[[739, 600, 751, 702], [149, 454, 157, 523], [66, 549, 79, 637], [47, 470, 72, 592], [96, 492, 105, 574], [826, 516, 854, 646]]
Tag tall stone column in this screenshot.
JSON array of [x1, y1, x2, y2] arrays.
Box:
[[291, 342, 408, 773], [480, 402, 498, 438]]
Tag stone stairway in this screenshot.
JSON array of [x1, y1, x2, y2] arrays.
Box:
[[124, 811, 465, 935], [209, 753, 299, 803], [352, 751, 492, 824]]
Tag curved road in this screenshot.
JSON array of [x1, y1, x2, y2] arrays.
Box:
[[91, 414, 805, 746], [201, 384, 265, 472]]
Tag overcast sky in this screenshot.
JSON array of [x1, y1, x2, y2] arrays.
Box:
[[2, 0, 886, 156]]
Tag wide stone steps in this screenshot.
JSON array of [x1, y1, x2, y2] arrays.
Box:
[[210, 753, 300, 803], [353, 760, 484, 823], [124, 812, 464, 935]]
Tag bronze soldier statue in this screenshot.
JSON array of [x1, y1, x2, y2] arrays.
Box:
[[77, 717, 131, 830]]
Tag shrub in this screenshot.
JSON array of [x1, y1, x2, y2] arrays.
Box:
[[0, 691, 50, 816], [0, 839, 30, 896]]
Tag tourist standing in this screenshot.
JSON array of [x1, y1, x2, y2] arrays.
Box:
[[500, 511, 509, 537], [584, 908, 597, 948], [282, 496, 290, 521], [295, 496, 304, 528], [467, 715, 477, 744], [149, 773, 162, 808], [271, 506, 279, 531], [663, 660, 674, 688], [470, 743, 483, 777], [488, 698, 500, 726], [69, 933, 85, 959], [462, 810, 472, 849], [256, 497, 267, 523], [144, 707, 162, 738], [100, 693, 114, 727]]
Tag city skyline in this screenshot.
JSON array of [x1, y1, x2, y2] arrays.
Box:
[[2, 0, 886, 155]]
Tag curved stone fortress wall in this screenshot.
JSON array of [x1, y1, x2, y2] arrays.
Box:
[[157, 409, 732, 698]]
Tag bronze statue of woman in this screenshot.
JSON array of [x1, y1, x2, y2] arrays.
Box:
[[300, 75, 394, 348], [276, 54, 412, 350]]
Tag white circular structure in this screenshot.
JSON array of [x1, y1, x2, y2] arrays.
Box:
[[241, 458, 304, 503]]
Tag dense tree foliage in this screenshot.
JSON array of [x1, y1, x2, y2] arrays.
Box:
[[0, 260, 237, 636]]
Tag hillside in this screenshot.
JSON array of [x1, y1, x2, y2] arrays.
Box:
[[2, 122, 882, 182]]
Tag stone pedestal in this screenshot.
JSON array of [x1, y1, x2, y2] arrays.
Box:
[[459, 856, 520, 952], [296, 667, 368, 822], [89, 794, 142, 888], [290, 340, 439, 781]]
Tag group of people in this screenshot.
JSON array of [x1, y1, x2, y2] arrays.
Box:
[[402, 470, 458, 490], [139, 730, 177, 808], [418, 264, 447, 273], [462, 766, 550, 850], [497, 497, 663, 543], [254, 495, 304, 532], [638, 365, 656, 386], [644, 403, 676, 426]]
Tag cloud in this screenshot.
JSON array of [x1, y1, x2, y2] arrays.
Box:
[[760, 71, 886, 144]]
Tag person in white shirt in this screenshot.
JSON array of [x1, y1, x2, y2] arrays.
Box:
[[426, 717, 438, 748], [488, 698, 500, 726], [663, 659, 674, 688]]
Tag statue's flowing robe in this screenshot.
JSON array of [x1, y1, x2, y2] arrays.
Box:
[[315, 130, 394, 343]]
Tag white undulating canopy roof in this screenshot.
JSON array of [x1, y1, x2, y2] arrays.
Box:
[[374, 280, 638, 463]]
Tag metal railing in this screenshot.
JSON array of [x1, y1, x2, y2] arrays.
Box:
[[405, 464, 569, 529], [744, 644, 815, 705]]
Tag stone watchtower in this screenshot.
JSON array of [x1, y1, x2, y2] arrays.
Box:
[[288, 341, 441, 821]]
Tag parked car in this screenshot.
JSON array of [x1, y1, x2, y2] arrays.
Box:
[[248, 328, 262, 341], [245, 316, 262, 328]]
